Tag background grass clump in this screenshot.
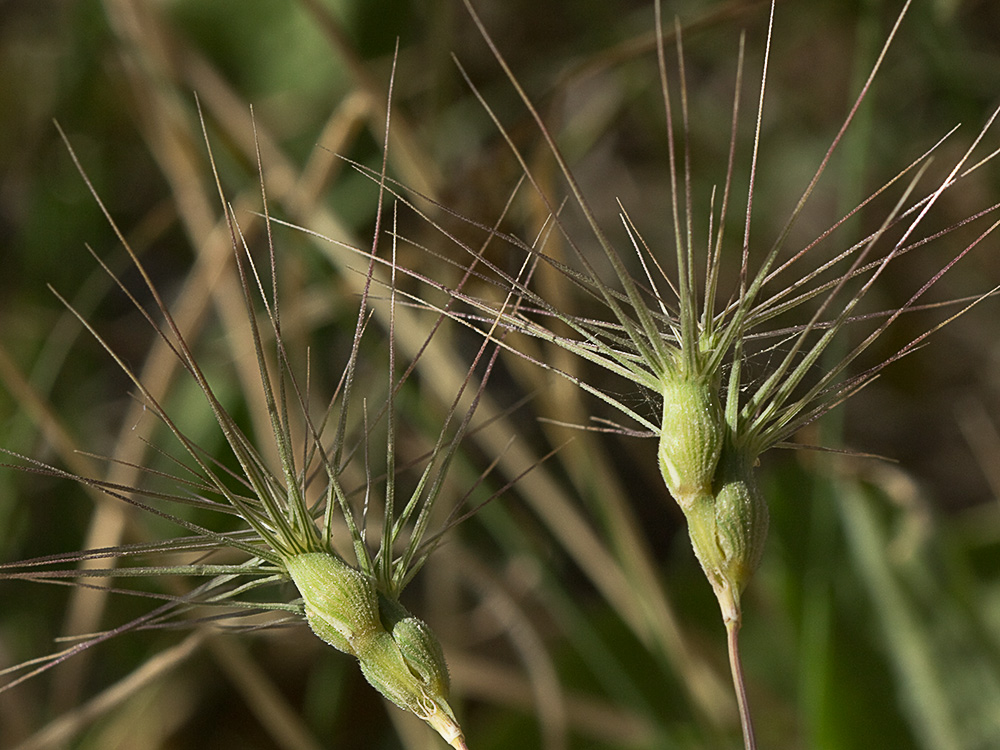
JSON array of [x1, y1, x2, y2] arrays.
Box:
[[2, 1, 1000, 749]]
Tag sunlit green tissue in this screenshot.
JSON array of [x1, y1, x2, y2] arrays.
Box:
[[658, 377, 769, 623], [658, 377, 725, 504], [285, 553, 465, 749]]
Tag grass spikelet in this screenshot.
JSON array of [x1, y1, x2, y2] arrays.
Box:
[[334, 1, 1000, 746], [0, 77, 514, 747], [4, 3, 1000, 748]]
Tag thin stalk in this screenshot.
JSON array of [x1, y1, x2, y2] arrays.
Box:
[[727, 619, 756, 750]]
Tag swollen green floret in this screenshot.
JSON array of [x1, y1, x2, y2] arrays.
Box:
[[676, 442, 769, 624], [285, 553, 465, 749], [657, 374, 768, 623], [657, 375, 725, 506]]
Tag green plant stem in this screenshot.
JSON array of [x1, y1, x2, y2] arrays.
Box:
[[727, 618, 756, 750]]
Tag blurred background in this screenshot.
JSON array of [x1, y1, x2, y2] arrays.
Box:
[[2, 0, 1000, 748]]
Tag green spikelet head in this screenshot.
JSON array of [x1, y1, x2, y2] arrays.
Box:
[[658, 375, 768, 623], [286, 553, 465, 749]]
